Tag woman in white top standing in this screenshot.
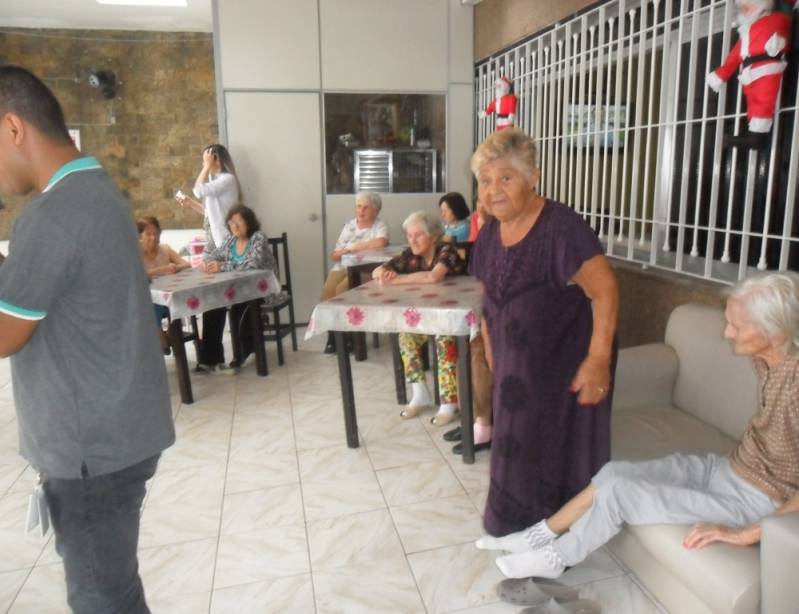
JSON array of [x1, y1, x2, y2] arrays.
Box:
[[175, 144, 240, 250]]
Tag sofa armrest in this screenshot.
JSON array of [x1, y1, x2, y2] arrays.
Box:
[[761, 511, 799, 614], [612, 343, 678, 412]]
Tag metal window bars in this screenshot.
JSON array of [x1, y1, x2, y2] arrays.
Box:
[[475, 0, 799, 284]]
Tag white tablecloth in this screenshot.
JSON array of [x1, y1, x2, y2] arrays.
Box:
[[306, 275, 482, 339], [340, 245, 406, 268], [151, 268, 280, 319]]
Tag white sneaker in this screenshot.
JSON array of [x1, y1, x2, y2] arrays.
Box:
[[495, 543, 566, 579], [213, 363, 237, 376]]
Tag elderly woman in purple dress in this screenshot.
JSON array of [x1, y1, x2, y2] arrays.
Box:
[[469, 128, 619, 537]]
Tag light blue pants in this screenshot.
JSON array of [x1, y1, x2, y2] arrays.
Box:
[[553, 453, 778, 566]]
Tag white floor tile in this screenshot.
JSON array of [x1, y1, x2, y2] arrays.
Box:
[[0, 347, 665, 614]]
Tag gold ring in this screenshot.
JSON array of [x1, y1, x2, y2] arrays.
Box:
[[597, 386, 606, 394]]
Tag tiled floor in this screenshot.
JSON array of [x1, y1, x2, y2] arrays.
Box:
[[0, 333, 666, 613]]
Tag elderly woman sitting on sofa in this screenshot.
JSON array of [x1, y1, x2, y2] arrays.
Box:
[[476, 271, 799, 580]]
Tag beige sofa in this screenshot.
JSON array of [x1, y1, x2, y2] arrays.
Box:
[[608, 303, 799, 614]]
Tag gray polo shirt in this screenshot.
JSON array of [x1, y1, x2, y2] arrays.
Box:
[[0, 156, 175, 479]]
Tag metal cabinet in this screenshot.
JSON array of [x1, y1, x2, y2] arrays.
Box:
[[354, 148, 437, 193]]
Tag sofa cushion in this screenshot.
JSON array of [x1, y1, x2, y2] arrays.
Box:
[[664, 303, 758, 440], [611, 405, 737, 462], [622, 524, 760, 614]]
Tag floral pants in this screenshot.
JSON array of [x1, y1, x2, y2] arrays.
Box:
[[398, 333, 458, 404]]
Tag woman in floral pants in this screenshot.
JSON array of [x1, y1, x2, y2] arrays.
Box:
[[373, 211, 466, 425]]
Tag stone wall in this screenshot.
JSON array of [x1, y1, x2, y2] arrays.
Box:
[[613, 262, 725, 348], [0, 28, 217, 239], [475, 0, 599, 60]]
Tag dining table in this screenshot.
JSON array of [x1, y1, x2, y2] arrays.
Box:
[[305, 274, 483, 463], [151, 267, 280, 404], [341, 245, 406, 361]]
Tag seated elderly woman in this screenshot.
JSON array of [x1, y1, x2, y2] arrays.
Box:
[[372, 211, 466, 426], [321, 190, 389, 353], [438, 192, 471, 243], [197, 204, 278, 373], [138, 216, 190, 353], [476, 272, 799, 580]]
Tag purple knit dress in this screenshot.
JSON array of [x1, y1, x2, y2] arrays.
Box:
[[469, 200, 615, 536]]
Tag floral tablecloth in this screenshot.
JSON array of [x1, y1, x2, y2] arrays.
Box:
[[306, 275, 483, 339], [340, 245, 406, 268], [151, 268, 280, 319]]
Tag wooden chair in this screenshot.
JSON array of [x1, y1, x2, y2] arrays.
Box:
[[454, 240, 473, 268], [259, 232, 298, 366]]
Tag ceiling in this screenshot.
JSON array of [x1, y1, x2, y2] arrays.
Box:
[[0, 0, 212, 32]]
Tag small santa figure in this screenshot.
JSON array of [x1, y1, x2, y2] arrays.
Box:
[[706, 0, 795, 149], [479, 76, 518, 131]]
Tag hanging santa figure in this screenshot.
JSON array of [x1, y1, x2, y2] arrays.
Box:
[[706, 0, 795, 150], [479, 76, 518, 130]]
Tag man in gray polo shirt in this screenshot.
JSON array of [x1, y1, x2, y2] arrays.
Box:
[[0, 66, 175, 613]]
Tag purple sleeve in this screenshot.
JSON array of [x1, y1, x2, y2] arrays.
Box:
[[552, 206, 603, 287]]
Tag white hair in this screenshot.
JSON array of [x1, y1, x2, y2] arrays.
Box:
[[728, 272, 799, 354], [356, 191, 382, 212], [402, 210, 443, 238]]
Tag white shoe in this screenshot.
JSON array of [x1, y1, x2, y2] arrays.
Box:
[[495, 543, 566, 580], [476, 520, 556, 553]]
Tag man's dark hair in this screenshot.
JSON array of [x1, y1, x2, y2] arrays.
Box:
[[0, 65, 72, 143]]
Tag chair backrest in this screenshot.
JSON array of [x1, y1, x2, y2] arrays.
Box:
[[267, 232, 292, 295], [665, 303, 758, 440], [454, 241, 473, 268]]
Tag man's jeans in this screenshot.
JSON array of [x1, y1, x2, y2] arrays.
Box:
[[43, 455, 160, 614]]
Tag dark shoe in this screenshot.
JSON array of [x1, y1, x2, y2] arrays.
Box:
[[323, 332, 336, 355], [443, 426, 462, 442], [452, 440, 491, 455], [724, 130, 769, 150], [195, 363, 214, 374], [497, 577, 579, 606]]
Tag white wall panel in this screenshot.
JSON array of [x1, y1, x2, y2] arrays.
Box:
[[217, 0, 319, 90], [225, 92, 324, 321], [448, 83, 475, 200], [449, 0, 474, 83], [320, 0, 448, 91]]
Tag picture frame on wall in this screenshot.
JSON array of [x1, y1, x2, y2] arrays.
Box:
[[565, 104, 629, 149], [364, 103, 400, 146]]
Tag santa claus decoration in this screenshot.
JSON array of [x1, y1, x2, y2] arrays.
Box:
[[706, 0, 795, 149], [479, 76, 518, 131]]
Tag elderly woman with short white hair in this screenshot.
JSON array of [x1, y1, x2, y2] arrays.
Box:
[[373, 210, 466, 425], [476, 271, 799, 581], [321, 190, 389, 353]]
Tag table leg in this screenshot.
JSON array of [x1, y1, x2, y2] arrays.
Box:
[[168, 318, 193, 404], [390, 333, 407, 405], [335, 331, 359, 448], [250, 300, 268, 376], [353, 332, 367, 361], [347, 265, 369, 362], [229, 309, 243, 366], [456, 336, 474, 464]]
